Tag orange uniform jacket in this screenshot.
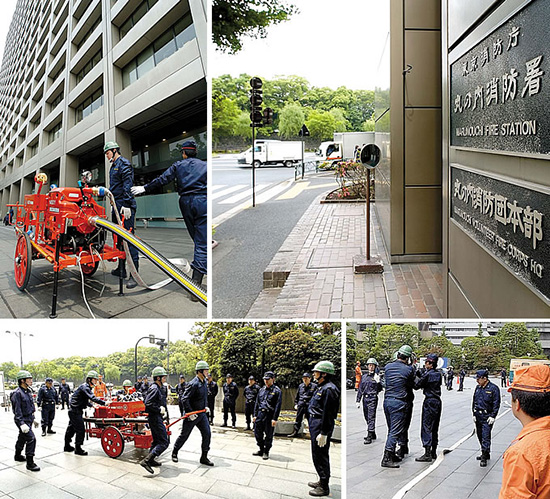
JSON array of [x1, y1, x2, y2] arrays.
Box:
[[499, 415, 550, 499], [355, 365, 362, 389], [93, 382, 108, 398]]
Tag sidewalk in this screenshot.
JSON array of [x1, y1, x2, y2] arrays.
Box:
[[0, 225, 205, 318], [247, 195, 442, 319], [0, 405, 341, 499]]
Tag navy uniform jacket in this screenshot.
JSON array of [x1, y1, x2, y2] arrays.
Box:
[[11, 386, 35, 426], [37, 385, 59, 406], [134, 381, 142, 392], [244, 384, 260, 404], [109, 156, 136, 209], [181, 376, 208, 412], [414, 369, 442, 399], [383, 360, 415, 401], [59, 383, 71, 398], [254, 384, 282, 420], [295, 382, 315, 407], [473, 380, 500, 417], [140, 382, 151, 396], [144, 382, 168, 416], [70, 383, 106, 412], [177, 382, 187, 401], [459, 369, 466, 380], [309, 380, 340, 435], [223, 382, 239, 404], [356, 373, 383, 402], [207, 381, 218, 400], [144, 158, 207, 197]]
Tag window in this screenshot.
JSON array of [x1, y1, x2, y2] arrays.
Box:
[[76, 16, 101, 50], [48, 122, 62, 144], [121, 14, 195, 89], [51, 91, 63, 108], [119, 0, 158, 39], [29, 142, 39, 158], [75, 88, 103, 123], [76, 49, 102, 84]]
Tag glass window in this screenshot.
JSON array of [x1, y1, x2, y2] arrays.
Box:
[[122, 61, 138, 88], [120, 18, 133, 39], [75, 88, 103, 123], [153, 31, 176, 65], [175, 24, 195, 50], [48, 122, 62, 144], [136, 46, 154, 78]]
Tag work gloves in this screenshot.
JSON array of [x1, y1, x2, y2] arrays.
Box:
[[374, 374, 381, 383], [120, 206, 132, 220], [487, 417, 495, 425], [131, 186, 146, 196], [189, 414, 198, 422], [160, 406, 166, 417], [205, 407, 210, 415], [20, 424, 30, 433], [316, 434, 328, 448]]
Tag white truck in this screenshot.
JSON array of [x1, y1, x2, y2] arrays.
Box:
[[237, 140, 303, 167], [317, 131, 375, 164]]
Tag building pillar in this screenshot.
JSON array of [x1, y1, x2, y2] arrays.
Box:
[[60, 154, 79, 188]]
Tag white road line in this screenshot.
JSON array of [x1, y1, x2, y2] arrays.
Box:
[[211, 184, 227, 192], [255, 179, 294, 203], [211, 184, 246, 200], [391, 407, 512, 499], [220, 184, 270, 204]]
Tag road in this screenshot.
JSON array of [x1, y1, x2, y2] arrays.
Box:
[[212, 153, 338, 318], [347, 375, 519, 499]]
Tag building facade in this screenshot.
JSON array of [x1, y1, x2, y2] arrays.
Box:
[[0, 0, 206, 227]]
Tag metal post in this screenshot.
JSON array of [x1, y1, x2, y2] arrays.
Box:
[[19, 333, 23, 368], [50, 239, 61, 319], [301, 139, 305, 180], [366, 168, 371, 260], [252, 125, 256, 207]]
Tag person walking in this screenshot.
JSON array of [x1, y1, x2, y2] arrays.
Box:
[[253, 371, 282, 461], [356, 358, 382, 445], [473, 369, 501, 467], [37, 378, 59, 436]]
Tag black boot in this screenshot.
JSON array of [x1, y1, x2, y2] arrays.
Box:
[[396, 444, 408, 459], [111, 267, 127, 278], [431, 446, 437, 460], [364, 433, 372, 445], [381, 450, 400, 468], [221, 421, 228, 427], [172, 452, 178, 463], [64, 442, 75, 452], [126, 275, 138, 289], [140, 452, 155, 474], [415, 446, 433, 462], [476, 451, 490, 460], [308, 480, 321, 488], [262, 451, 269, 460], [371, 431, 377, 440], [200, 451, 214, 466], [75, 445, 88, 456], [26, 456, 40, 472], [253, 449, 264, 456], [14, 453, 26, 462], [41, 426, 46, 437], [309, 479, 330, 497], [480, 450, 489, 467], [150, 457, 162, 467], [47, 426, 56, 434]]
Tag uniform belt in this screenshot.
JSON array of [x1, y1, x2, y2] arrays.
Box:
[[42, 401, 55, 404], [474, 409, 488, 414], [310, 414, 321, 419]]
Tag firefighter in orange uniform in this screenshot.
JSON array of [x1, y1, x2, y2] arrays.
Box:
[[93, 374, 108, 399], [354, 361, 362, 391], [499, 364, 550, 499]]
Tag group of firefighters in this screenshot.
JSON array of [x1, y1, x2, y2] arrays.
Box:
[[354, 347, 550, 497], [10, 359, 340, 497]]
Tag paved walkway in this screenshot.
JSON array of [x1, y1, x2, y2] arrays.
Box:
[[0, 405, 341, 499], [247, 195, 442, 319], [347, 376, 517, 499]]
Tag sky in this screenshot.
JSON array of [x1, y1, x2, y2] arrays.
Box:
[[0, 320, 196, 364], [211, 0, 390, 91], [0, 0, 17, 65]]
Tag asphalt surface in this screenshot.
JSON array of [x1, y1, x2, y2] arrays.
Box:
[[0, 402, 341, 499], [347, 375, 519, 499], [0, 224, 206, 318], [212, 154, 339, 318]]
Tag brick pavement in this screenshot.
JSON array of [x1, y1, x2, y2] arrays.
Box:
[[248, 195, 442, 319]]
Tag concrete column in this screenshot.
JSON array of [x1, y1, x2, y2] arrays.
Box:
[[60, 154, 79, 187], [189, 0, 207, 73]]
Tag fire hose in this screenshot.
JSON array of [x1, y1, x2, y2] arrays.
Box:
[[166, 409, 207, 429]]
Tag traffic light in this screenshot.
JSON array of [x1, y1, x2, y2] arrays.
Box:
[[263, 108, 274, 126], [249, 77, 264, 128]]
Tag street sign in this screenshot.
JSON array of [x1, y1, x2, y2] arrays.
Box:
[[299, 124, 310, 137]]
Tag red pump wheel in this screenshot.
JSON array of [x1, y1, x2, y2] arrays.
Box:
[[101, 426, 125, 458], [81, 260, 99, 276], [14, 232, 32, 291]]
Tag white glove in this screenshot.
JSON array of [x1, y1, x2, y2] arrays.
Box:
[[487, 417, 495, 425], [131, 186, 146, 196], [472, 415, 476, 423], [120, 206, 132, 220], [356, 402, 361, 409], [20, 424, 30, 433], [374, 374, 381, 383], [33, 420, 39, 428], [160, 406, 166, 416], [189, 414, 198, 421], [205, 407, 210, 415], [294, 404, 298, 410], [316, 434, 328, 448]]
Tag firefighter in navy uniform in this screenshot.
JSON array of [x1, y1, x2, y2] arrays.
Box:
[[446, 366, 455, 390], [140, 376, 150, 396], [134, 376, 143, 393], [177, 375, 187, 417], [398, 351, 417, 459], [132, 140, 207, 289], [253, 371, 282, 460], [473, 369, 501, 467], [37, 377, 59, 436], [414, 353, 442, 462], [59, 378, 71, 409], [11, 370, 40, 471], [104, 140, 139, 289], [222, 374, 239, 428], [356, 358, 382, 444], [458, 368, 466, 391], [244, 376, 260, 431], [64, 370, 106, 456], [140, 366, 170, 473], [381, 345, 416, 468], [171, 361, 214, 466], [307, 361, 340, 497], [206, 374, 218, 425], [289, 372, 315, 438]]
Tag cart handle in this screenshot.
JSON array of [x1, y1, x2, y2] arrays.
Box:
[[166, 409, 207, 429]]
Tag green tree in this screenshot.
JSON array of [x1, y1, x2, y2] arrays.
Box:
[[68, 364, 84, 383], [460, 337, 483, 370], [212, 0, 298, 54], [104, 364, 121, 384], [362, 119, 375, 131], [372, 324, 420, 366], [219, 327, 263, 385], [315, 334, 341, 381], [329, 108, 349, 132], [212, 92, 240, 139], [496, 322, 542, 358], [0, 361, 19, 382], [278, 103, 305, 138], [234, 111, 253, 139], [306, 110, 335, 140]]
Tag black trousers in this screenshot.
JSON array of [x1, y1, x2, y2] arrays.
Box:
[[254, 411, 275, 452], [245, 402, 255, 427], [41, 404, 56, 428], [15, 422, 36, 457], [309, 416, 332, 482], [207, 397, 215, 423], [223, 401, 236, 425], [294, 404, 309, 432], [173, 412, 211, 454], [65, 410, 85, 446], [149, 413, 169, 457]]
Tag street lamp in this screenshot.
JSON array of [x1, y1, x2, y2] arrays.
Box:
[[5, 330, 34, 368], [134, 335, 168, 382]]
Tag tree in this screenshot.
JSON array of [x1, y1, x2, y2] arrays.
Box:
[[419, 335, 460, 367], [306, 110, 335, 140], [234, 111, 253, 139], [0, 361, 19, 382], [315, 334, 341, 382], [68, 364, 84, 383], [104, 364, 121, 384], [212, 0, 298, 54], [362, 119, 375, 132], [496, 322, 542, 358], [219, 327, 263, 385], [278, 103, 305, 138], [460, 337, 483, 370], [372, 324, 420, 366], [212, 92, 240, 139], [329, 108, 349, 132]]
